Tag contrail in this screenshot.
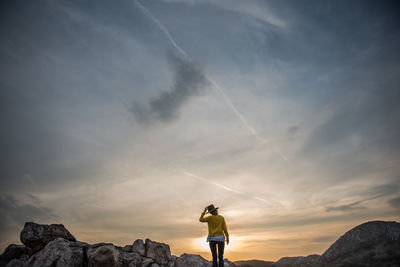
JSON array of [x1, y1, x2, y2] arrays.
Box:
[[134, 0, 289, 162], [134, 0, 187, 58], [183, 171, 246, 195], [183, 171, 269, 205]]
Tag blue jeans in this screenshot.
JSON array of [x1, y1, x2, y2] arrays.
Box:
[[209, 241, 224, 267]]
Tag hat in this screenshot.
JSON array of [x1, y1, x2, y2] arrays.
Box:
[[206, 204, 219, 214]]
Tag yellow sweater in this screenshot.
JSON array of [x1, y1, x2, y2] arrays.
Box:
[[199, 211, 229, 240]]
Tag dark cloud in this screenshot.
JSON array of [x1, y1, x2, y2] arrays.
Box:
[[0, 195, 55, 224], [325, 181, 400, 212], [388, 196, 400, 209], [0, 195, 57, 240], [326, 200, 366, 212], [287, 126, 299, 135], [129, 53, 210, 123]]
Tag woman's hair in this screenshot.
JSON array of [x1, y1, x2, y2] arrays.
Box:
[[211, 210, 218, 215]]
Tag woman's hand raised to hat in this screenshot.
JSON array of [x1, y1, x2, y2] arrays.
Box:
[[204, 207, 208, 213]]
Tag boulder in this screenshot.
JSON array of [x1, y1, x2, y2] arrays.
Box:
[[25, 238, 84, 267], [175, 253, 212, 267], [145, 239, 171, 265], [132, 239, 145, 256], [0, 244, 31, 262], [141, 257, 154, 267], [87, 245, 118, 267], [116, 249, 141, 267], [20, 222, 75, 252]]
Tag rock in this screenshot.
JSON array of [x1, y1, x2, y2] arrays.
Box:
[[132, 239, 145, 256], [0, 244, 31, 263], [5, 258, 27, 267], [175, 253, 212, 267], [274, 254, 321, 267], [20, 222, 76, 252], [321, 220, 400, 266], [145, 239, 171, 265], [141, 257, 154, 267], [25, 238, 84, 267], [116, 249, 141, 267], [122, 245, 133, 253], [87, 245, 118, 267], [223, 259, 237, 267]]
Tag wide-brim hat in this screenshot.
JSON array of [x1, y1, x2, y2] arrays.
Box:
[[206, 204, 219, 214]]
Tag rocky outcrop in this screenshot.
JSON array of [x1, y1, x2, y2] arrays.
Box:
[[3, 220, 400, 267], [0, 222, 236, 267], [321, 220, 400, 266], [24, 238, 85, 267], [20, 222, 76, 252], [145, 238, 172, 265]]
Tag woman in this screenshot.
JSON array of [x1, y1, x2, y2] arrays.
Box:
[[199, 204, 229, 267]]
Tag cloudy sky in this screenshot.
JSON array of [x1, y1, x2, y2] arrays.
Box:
[[1, 0, 399, 261]]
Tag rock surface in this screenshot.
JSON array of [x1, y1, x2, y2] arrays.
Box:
[[20, 222, 76, 252], [145, 238, 171, 265], [25, 238, 84, 267], [321, 220, 400, 266]]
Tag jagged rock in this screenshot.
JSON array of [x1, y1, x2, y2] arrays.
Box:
[[87, 245, 118, 267], [86, 244, 142, 267], [145, 239, 171, 265], [0, 244, 31, 263], [141, 257, 154, 267], [20, 222, 76, 252], [132, 239, 145, 256], [175, 253, 212, 267], [116, 250, 141, 267], [25, 238, 84, 267], [122, 245, 132, 252], [321, 220, 400, 266], [274, 254, 321, 267]]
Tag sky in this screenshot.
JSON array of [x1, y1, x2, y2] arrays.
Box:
[[1, 0, 400, 261]]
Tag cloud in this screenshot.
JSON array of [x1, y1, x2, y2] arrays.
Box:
[[129, 53, 210, 123], [0, 194, 59, 241], [0, 195, 56, 225], [388, 196, 400, 209], [287, 126, 299, 135], [325, 200, 366, 212]]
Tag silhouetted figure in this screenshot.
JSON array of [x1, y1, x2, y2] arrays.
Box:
[[199, 204, 229, 267]]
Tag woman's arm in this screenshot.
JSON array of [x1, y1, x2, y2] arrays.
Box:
[[222, 217, 229, 244], [199, 208, 208, 222]]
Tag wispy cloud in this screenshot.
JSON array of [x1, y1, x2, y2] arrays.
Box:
[[326, 200, 366, 212], [183, 171, 269, 205]]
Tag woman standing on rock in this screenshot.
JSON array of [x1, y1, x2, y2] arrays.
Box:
[[199, 204, 229, 267]]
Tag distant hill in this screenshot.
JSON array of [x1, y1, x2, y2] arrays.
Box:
[[1, 220, 399, 266], [234, 259, 274, 267]]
